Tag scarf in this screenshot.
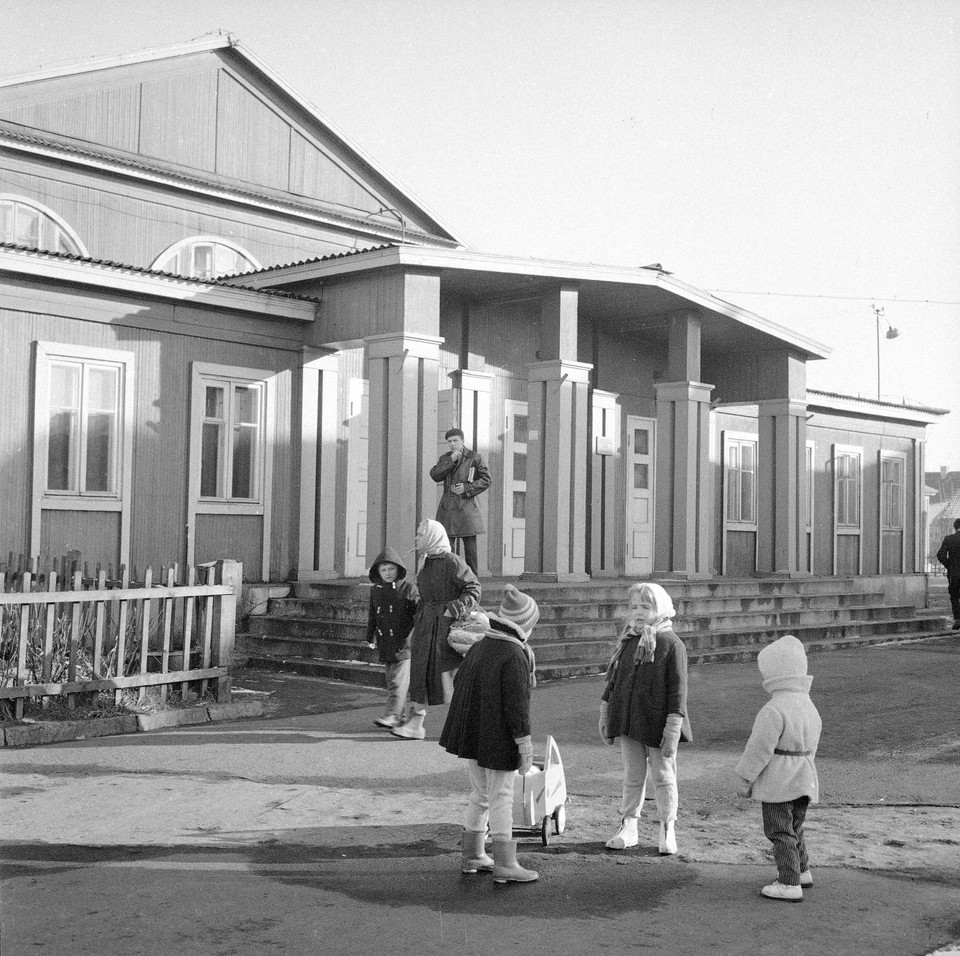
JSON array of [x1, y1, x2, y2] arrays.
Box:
[[415, 519, 451, 571], [603, 583, 677, 693]]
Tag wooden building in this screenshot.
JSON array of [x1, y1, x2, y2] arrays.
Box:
[[0, 36, 947, 597]]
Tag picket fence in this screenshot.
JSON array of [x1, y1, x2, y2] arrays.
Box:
[[0, 556, 237, 719]]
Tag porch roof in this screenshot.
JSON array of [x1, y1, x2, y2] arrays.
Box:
[[234, 244, 832, 360]]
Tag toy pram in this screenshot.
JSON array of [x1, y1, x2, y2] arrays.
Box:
[[512, 735, 568, 846]]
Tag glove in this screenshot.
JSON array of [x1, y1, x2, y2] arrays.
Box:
[[659, 713, 683, 759], [737, 777, 753, 799], [516, 735, 534, 775], [599, 701, 615, 746]]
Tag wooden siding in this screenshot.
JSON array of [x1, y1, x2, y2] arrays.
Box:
[[139, 70, 219, 170], [0, 84, 141, 152], [195, 515, 263, 581], [216, 72, 290, 191], [288, 130, 382, 213], [0, 293, 300, 581], [0, 159, 365, 270], [39, 512, 121, 569], [726, 530, 757, 576]]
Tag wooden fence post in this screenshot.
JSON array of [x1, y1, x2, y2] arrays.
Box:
[[211, 559, 240, 702]]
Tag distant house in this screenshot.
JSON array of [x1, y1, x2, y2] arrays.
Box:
[[925, 469, 960, 568], [0, 35, 949, 592]]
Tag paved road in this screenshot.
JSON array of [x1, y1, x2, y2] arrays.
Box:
[[2, 637, 959, 956]]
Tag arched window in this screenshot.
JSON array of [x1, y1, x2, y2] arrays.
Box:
[[0, 195, 87, 256], [152, 237, 261, 280]]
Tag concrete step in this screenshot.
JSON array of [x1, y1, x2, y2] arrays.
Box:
[[238, 620, 955, 688], [246, 601, 915, 642], [290, 576, 877, 605]]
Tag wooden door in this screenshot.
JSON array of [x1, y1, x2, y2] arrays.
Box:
[[502, 400, 529, 576], [625, 416, 655, 577]]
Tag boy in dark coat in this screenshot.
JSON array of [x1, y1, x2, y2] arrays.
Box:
[[366, 547, 419, 729], [439, 585, 541, 884]]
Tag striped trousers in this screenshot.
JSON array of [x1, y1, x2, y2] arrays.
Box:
[[761, 796, 811, 886]]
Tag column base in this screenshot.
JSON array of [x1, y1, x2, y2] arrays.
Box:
[[520, 571, 591, 583], [752, 570, 814, 579]]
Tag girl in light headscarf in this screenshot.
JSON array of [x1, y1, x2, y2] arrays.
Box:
[[598, 582, 692, 855], [391, 519, 480, 740]]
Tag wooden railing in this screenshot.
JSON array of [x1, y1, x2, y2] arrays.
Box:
[[0, 559, 238, 719]]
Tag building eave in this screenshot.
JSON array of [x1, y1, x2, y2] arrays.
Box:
[[0, 244, 318, 321], [806, 388, 949, 425], [235, 245, 833, 360]]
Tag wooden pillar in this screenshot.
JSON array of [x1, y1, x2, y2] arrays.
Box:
[[757, 400, 809, 575], [365, 332, 443, 560], [654, 381, 714, 578], [297, 349, 339, 580], [590, 389, 620, 576], [523, 359, 593, 582], [447, 369, 494, 575]]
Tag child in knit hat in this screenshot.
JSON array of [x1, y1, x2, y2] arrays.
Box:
[[600, 581, 692, 855], [736, 634, 822, 902], [439, 584, 541, 884]]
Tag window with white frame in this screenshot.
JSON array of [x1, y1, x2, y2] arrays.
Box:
[[35, 345, 132, 499], [191, 364, 273, 508], [880, 454, 904, 530], [152, 237, 260, 280], [834, 447, 862, 529], [724, 434, 758, 524], [1, 195, 87, 256]]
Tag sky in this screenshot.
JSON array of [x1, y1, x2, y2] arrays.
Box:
[[2, 0, 958, 469]]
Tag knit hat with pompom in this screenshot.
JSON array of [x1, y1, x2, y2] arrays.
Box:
[[496, 584, 540, 639]]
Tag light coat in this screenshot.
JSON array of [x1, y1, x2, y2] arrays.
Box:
[[736, 636, 822, 804]]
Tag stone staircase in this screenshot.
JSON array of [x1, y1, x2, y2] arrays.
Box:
[[237, 577, 952, 687]]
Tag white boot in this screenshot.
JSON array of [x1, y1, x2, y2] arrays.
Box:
[[799, 869, 813, 888], [492, 839, 539, 884], [658, 821, 677, 855], [605, 817, 639, 850], [390, 710, 425, 739], [761, 880, 803, 902], [460, 830, 494, 874]]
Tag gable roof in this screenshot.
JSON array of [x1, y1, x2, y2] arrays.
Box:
[[0, 34, 465, 247]]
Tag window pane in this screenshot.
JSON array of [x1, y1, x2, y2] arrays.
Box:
[[47, 364, 81, 492], [513, 414, 528, 444], [193, 244, 214, 279], [15, 205, 40, 247], [634, 427, 649, 455], [87, 366, 118, 411], [232, 423, 255, 498], [0, 201, 12, 241], [741, 468, 755, 522], [201, 422, 223, 497], [512, 491, 526, 519], [85, 412, 115, 492], [234, 386, 259, 425], [205, 386, 224, 419], [214, 244, 241, 277], [48, 411, 78, 491], [634, 462, 648, 489], [513, 452, 526, 482]]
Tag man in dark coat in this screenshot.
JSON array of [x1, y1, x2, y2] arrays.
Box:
[[430, 428, 491, 577], [936, 517, 960, 629]]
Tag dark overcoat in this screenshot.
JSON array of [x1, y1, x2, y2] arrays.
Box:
[[408, 551, 481, 705], [937, 530, 960, 583], [602, 628, 693, 748], [439, 619, 532, 771], [430, 448, 491, 537], [365, 547, 419, 664]]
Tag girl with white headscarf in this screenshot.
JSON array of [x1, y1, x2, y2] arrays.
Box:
[[598, 582, 693, 855], [391, 519, 481, 740]]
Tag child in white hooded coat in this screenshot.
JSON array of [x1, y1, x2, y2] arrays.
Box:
[[736, 634, 822, 902]]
